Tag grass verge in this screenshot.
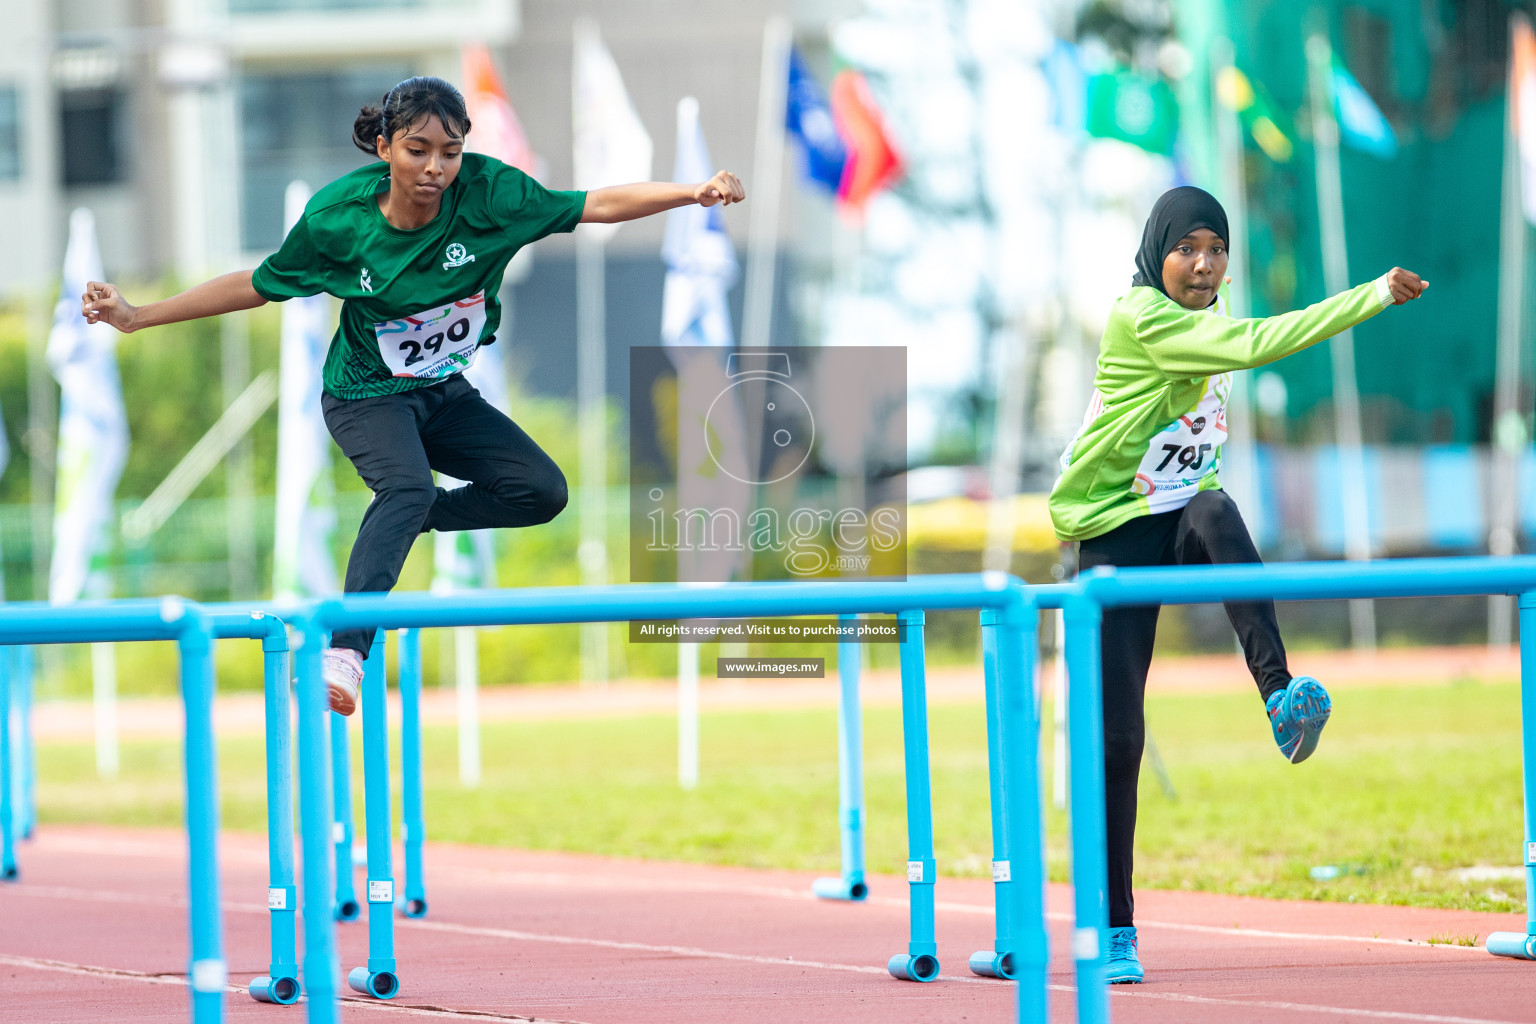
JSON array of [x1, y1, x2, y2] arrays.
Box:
[[29, 676, 1527, 913]]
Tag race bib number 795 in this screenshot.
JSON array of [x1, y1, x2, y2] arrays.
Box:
[[373, 292, 487, 379]]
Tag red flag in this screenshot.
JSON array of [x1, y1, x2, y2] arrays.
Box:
[[461, 44, 540, 175], [1511, 12, 1536, 223], [829, 70, 903, 219]]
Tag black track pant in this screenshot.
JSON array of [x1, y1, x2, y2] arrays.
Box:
[[1076, 489, 1290, 929], [322, 374, 568, 657]]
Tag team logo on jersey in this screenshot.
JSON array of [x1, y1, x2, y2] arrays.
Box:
[[442, 243, 476, 270], [360, 267, 373, 293]]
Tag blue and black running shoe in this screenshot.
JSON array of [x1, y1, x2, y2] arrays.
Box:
[[1266, 675, 1331, 764], [1105, 926, 1144, 984]]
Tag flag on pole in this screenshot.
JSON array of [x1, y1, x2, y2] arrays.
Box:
[[462, 43, 539, 176], [1329, 57, 1397, 159], [1217, 64, 1294, 163], [829, 70, 904, 218], [48, 208, 128, 604], [785, 46, 848, 192], [663, 98, 749, 587], [1086, 68, 1180, 154], [663, 97, 738, 350], [1511, 12, 1536, 224], [272, 182, 339, 600], [572, 19, 653, 241], [462, 43, 541, 287]]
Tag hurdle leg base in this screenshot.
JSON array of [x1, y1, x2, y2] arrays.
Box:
[[1487, 932, 1536, 959], [347, 966, 400, 1000], [248, 974, 301, 1004], [398, 897, 428, 919], [1, 864, 17, 883], [967, 949, 1016, 979], [812, 876, 868, 902], [334, 898, 360, 922], [887, 953, 940, 982]]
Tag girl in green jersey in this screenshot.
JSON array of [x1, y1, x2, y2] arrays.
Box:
[[1049, 186, 1426, 983], [82, 76, 745, 716]]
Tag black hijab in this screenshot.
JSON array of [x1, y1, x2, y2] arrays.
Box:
[[1131, 186, 1230, 306]]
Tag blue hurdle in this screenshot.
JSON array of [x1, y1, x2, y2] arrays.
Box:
[[2, 647, 38, 877], [812, 613, 868, 902], [0, 602, 310, 1010], [398, 628, 429, 918], [285, 574, 1049, 1023], [1042, 554, 1536, 1024], [0, 599, 222, 1022]]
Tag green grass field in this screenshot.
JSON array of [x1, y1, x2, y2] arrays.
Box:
[[30, 676, 1528, 913]]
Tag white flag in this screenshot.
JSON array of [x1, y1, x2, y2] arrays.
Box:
[[662, 97, 737, 349], [572, 19, 653, 242], [48, 209, 129, 604], [272, 181, 339, 600], [663, 99, 749, 584]]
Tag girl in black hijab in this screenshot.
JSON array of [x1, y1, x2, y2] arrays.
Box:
[[1049, 185, 1427, 983]]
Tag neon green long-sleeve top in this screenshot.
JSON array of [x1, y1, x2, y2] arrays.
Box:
[[1048, 276, 1395, 543]]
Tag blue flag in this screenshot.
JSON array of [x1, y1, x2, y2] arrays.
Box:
[[785, 47, 847, 192], [663, 96, 737, 348], [1330, 58, 1397, 160]]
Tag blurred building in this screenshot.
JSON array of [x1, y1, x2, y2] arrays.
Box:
[[1, 0, 854, 395], [2, 0, 519, 287]]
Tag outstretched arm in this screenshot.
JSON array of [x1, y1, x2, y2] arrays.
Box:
[[82, 270, 267, 334], [580, 170, 745, 224], [1141, 267, 1428, 379]]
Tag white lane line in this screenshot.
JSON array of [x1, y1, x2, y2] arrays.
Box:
[[1120, 917, 1489, 952], [4, 880, 1493, 957], [395, 917, 991, 984], [0, 953, 589, 1022], [1, 892, 1519, 1023], [233, 864, 1493, 956], [1096, 986, 1526, 1024]]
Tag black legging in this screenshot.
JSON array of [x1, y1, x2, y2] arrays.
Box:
[[322, 373, 568, 657], [1077, 489, 1291, 928]]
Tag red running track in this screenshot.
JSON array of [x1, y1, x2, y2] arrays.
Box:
[[0, 825, 1533, 1023]]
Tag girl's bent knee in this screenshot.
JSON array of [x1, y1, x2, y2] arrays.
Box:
[[527, 472, 569, 524]]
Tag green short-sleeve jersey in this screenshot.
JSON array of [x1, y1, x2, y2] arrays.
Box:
[[1049, 276, 1395, 542], [252, 152, 585, 399]]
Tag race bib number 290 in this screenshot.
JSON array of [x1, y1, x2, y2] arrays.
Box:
[[373, 292, 487, 379]]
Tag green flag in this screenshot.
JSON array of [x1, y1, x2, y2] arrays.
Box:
[[1087, 69, 1179, 155], [1217, 65, 1294, 163]]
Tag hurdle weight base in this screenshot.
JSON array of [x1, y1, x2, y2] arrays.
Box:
[[1, 865, 18, 883], [1487, 932, 1536, 959], [334, 898, 361, 922], [399, 897, 428, 919], [967, 949, 1016, 979], [887, 953, 940, 982], [247, 974, 301, 1005], [347, 966, 400, 1000], [811, 876, 868, 902]]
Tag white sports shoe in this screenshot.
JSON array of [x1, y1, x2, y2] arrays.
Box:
[[323, 647, 363, 716]]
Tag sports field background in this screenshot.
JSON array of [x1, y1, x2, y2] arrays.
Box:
[[28, 672, 1525, 918]]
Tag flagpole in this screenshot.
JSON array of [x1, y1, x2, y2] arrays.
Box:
[[1490, 13, 1529, 646], [576, 227, 610, 686], [677, 642, 699, 790], [221, 310, 256, 599], [91, 642, 118, 779], [1306, 31, 1376, 651], [455, 626, 481, 787], [25, 294, 52, 603], [1213, 40, 1263, 542], [741, 15, 791, 351]]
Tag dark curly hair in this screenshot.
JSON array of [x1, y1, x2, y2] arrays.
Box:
[[351, 76, 472, 155]]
